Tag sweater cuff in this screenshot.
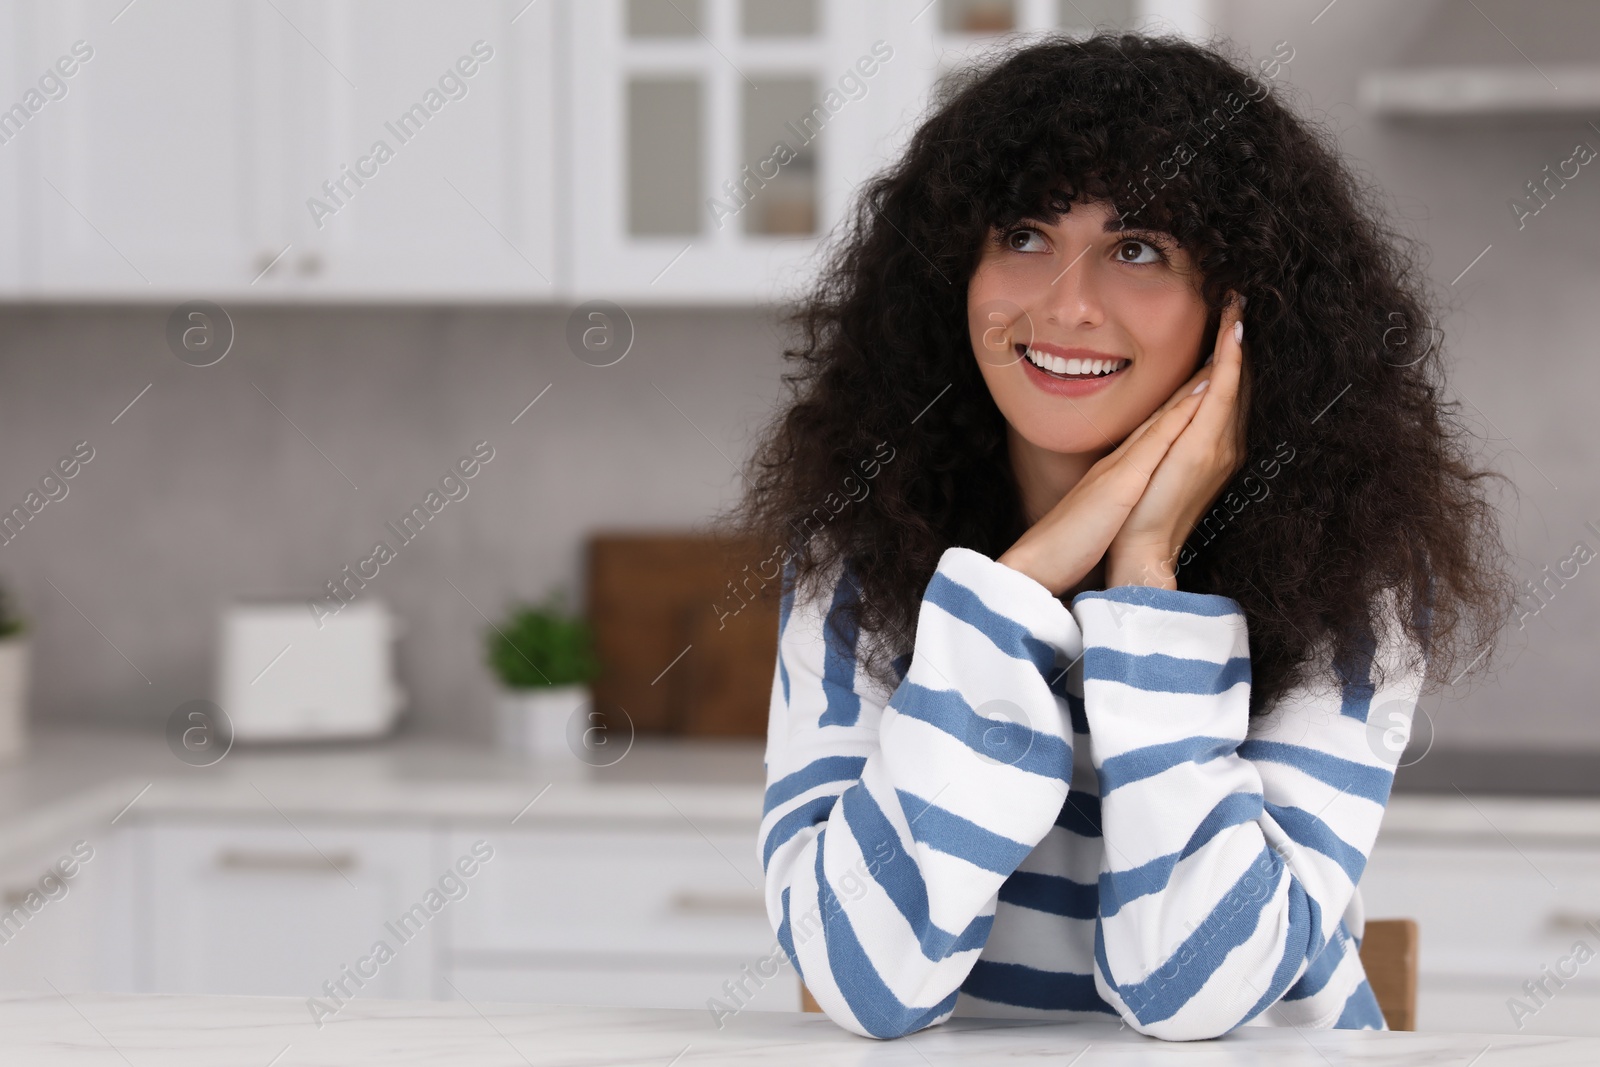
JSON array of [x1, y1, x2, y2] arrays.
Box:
[[934, 546, 1082, 656], [1071, 585, 1246, 666], [1069, 585, 1251, 755]]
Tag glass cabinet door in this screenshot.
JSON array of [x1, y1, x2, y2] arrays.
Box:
[[569, 0, 889, 303]]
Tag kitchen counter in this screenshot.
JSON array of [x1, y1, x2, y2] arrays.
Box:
[[5, 993, 1598, 1065], [2, 727, 1600, 851], [0, 727, 769, 856]]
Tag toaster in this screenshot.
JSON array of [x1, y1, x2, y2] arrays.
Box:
[[217, 597, 405, 742]]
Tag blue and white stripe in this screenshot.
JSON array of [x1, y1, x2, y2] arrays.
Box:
[[758, 545, 1423, 1040]]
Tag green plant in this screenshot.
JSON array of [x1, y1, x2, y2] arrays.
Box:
[[0, 582, 24, 640], [485, 588, 598, 689]]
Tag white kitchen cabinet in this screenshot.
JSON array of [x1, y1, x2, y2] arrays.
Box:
[[0, 0, 25, 292], [2, 0, 1209, 303], [0, 829, 122, 993], [12, 0, 556, 301], [1361, 817, 1600, 1037], [566, 0, 896, 304], [132, 818, 438, 1000], [256, 0, 558, 300], [21, 0, 267, 296], [442, 825, 799, 1011]]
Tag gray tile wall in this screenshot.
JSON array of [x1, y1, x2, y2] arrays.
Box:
[[0, 305, 788, 742]]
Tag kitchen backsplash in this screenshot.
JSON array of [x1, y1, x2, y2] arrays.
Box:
[[0, 304, 787, 742]]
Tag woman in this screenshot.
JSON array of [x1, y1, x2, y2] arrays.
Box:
[[723, 31, 1515, 1041]]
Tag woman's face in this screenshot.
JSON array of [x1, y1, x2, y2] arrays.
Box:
[[968, 196, 1213, 457]]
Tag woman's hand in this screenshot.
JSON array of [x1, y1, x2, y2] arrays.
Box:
[[996, 320, 1230, 598], [1104, 296, 1250, 590]]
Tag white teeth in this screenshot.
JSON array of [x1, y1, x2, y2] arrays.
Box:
[[1023, 346, 1129, 377]]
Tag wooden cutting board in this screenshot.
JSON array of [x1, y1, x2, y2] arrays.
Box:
[[586, 531, 782, 737]]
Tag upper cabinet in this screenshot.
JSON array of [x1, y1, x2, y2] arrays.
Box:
[[12, 0, 554, 300], [566, 0, 894, 305], [259, 0, 557, 300], [0, 1, 24, 293], [0, 0, 1207, 304]]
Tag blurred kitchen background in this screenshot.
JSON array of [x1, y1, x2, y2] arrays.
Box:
[[0, 0, 1596, 1039]]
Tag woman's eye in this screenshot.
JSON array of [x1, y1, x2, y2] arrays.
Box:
[[1004, 227, 1046, 252], [1116, 238, 1167, 265]]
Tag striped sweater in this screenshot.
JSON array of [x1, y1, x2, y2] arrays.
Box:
[[758, 545, 1425, 1040]]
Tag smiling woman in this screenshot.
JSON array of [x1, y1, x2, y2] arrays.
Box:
[[718, 29, 1519, 1043]]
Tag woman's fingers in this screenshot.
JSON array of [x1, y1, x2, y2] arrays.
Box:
[[1188, 295, 1246, 444], [1107, 386, 1207, 484]]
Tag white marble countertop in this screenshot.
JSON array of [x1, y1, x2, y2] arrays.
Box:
[[3, 992, 1596, 1065]]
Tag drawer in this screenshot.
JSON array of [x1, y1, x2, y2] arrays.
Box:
[[1415, 975, 1600, 1037], [137, 819, 438, 998], [1361, 838, 1600, 985], [446, 827, 772, 958]]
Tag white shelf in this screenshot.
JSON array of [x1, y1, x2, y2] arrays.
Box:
[[1361, 64, 1600, 118]]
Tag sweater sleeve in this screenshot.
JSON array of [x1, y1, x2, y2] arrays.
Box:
[[1069, 583, 1427, 1040], [758, 545, 1083, 1039]]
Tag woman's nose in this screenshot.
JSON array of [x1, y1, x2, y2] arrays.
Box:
[[1041, 252, 1107, 330]]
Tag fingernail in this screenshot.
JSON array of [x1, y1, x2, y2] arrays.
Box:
[[1233, 320, 1244, 344], [1191, 379, 1210, 396], [1237, 294, 1248, 311]]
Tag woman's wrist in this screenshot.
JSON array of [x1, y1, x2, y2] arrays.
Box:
[[1105, 548, 1179, 591]]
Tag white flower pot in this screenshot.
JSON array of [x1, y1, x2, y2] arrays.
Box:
[[0, 639, 28, 761], [494, 684, 591, 773]]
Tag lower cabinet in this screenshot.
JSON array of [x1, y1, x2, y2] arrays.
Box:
[[0, 829, 122, 993], [441, 826, 799, 1012], [62, 812, 796, 1012], [131, 819, 438, 1000], [1360, 832, 1600, 1037], [7, 799, 1600, 1032]]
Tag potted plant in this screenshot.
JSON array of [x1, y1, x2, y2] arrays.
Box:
[[0, 582, 27, 760], [484, 588, 600, 767]]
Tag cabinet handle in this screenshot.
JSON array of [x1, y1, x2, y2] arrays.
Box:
[[215, 849, 358, 875], [1547, 910, 1600, 935], [668, 890, 766, 916]]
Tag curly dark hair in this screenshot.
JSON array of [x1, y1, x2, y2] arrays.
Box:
[[718, 30, 1519, 718]]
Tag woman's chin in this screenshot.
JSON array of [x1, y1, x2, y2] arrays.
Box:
[[1013, 419, 1127, 457]]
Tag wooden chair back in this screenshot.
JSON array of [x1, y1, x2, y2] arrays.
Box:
[[801, 918, 1419, 1030], [1359, 917, 1419, 1031]]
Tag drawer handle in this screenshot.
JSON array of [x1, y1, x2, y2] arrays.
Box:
[[668, 891, 767, 916], [1547, 911, 1600, 935], [215, 849, 358, 875]]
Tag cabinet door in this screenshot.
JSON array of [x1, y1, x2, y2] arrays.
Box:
[[0, 1, 24, 293], [136, 818, 437, 999], [568, 0, 898, 304], [442, 825, 798, 1010], [0, 831, 119, 993], [1361, 835, 1600, 1035], [24, 0, 270, 296], [258, 0, 558, 300]]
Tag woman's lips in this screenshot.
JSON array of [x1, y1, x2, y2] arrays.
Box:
[[1016, 343, 1130, 397]]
